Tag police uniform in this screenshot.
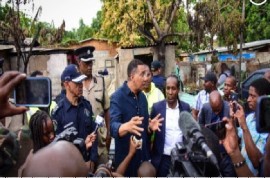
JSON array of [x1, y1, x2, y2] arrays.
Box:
[[51, 64, 98, 162], [52, 96, 98, 162], [75, 46, 110, 165], [83, 75, 110, 117]]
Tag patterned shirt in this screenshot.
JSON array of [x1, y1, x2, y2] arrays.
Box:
[[238, 112, 269, 176], [195, 90, 209, 111]]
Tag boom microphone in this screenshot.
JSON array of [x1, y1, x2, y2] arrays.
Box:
[[179, 111, 219, 168]]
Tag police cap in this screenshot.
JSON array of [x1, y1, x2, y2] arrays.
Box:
[[74, 46, 95, 62], [61, 64, 87, 83]]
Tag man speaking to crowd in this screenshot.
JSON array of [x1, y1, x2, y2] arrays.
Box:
[[110, 59, 163, 176]]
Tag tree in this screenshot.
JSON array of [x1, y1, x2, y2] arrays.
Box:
[[245, 2, 270, 42], [0, 0, 43, 73], [0, 0, 66, 72], [100, 0, 190, 72], [188, 0, 243, 53], [91, 10, 104, 37], [38, 20, 66, 46]]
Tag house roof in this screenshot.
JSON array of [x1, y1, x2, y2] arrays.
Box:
[[0, 45, 14, 51], [8, 46, 74, 55], [121, 42, 178, 49], [79, 38, 111, 43], [193, 39, 270, 55]]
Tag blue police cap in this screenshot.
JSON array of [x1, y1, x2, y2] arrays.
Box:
[[61, 64, 87, 83], [200, 71, 217, 84], [151, 60, 162, 71], [74, 46, 95, 62]]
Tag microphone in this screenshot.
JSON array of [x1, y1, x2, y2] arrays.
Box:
[[179, 111, 219, 168], [94, 113, 105, 133]]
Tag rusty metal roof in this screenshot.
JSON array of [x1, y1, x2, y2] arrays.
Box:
[[121, 42, 177, 49]]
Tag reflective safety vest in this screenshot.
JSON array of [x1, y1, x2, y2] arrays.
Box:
[[143, 82, 165, 115], [26, 101, 57, 123]]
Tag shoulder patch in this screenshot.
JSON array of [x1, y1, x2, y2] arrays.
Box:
[[51, 104, 61, 116]]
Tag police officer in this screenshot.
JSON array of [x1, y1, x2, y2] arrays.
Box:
[[75, 46, 111, 165], [52, 64, 98, 172]]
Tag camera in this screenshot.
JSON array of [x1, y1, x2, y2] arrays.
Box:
[[256, 96, 270, 133], [98, 69, 108, 76], [205, 120, 226, 140], [169, 141, 220, 177], [52, 123, 86, 157], [14, 77, 52, 107]]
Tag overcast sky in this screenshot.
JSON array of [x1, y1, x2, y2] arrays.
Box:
[[17, 0, 102, 31]]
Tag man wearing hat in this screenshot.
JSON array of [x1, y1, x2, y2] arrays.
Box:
[[75, 46, 111, 165], [151, 60, 165, 93], [193, 71, 218, 119], [52, 64, 98, 172]]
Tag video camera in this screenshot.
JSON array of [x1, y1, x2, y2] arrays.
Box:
[[169, 111, 221, 177], [256, 96, 270, 133], [52, 122, 86, 157], [169, 139, 220, 177]]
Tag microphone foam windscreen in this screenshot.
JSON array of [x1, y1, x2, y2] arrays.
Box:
[[179, 111, 201, 138]]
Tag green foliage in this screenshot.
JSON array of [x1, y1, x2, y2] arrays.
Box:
[[0, 3, 9, 21], [245, 2, 270, 42], [99, 0, 190, 50], [62, 10, 104, 44], [188, 0, 243, 53]]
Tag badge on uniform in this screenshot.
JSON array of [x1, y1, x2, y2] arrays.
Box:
[[84, 108, 90, 117]]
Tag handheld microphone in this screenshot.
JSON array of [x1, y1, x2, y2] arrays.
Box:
[[179, 111, 219, 168], [94, 113, 105, 133]]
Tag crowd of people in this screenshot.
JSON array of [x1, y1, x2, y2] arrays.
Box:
[[1, 46, 270, 177]]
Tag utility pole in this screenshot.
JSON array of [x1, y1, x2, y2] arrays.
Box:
[[238, 0, 245, 91]]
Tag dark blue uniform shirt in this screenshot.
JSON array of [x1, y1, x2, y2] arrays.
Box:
[[152, 75, 165, 92], [52, 96, 98, 162], [110, 81, 150, 177]]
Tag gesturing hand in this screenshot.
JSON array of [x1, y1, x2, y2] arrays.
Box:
[[0, 71, 28, 118], [149, 113, 164, 132], [127, 116, 144, 137]]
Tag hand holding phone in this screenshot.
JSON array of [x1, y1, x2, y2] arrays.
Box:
[[14, 77, 51, 107], [230, 91, 238, 102], [0, 71, 28, 118], [232, 102, 238, 113], [205, 120, 227, 140]]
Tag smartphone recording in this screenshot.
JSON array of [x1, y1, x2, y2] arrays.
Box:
[[230, 91, 238, 102], [205, 120, 226, 140], [14, 77, 52, 107]]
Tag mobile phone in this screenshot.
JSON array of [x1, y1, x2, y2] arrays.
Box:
[[256, 96, 270, 133], [231, 92, 238, 102], [14, 77, 52, 107], [205, 120, 226, 140]]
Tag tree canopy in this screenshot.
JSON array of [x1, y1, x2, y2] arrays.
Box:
[[99, 0, 189, 47]]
